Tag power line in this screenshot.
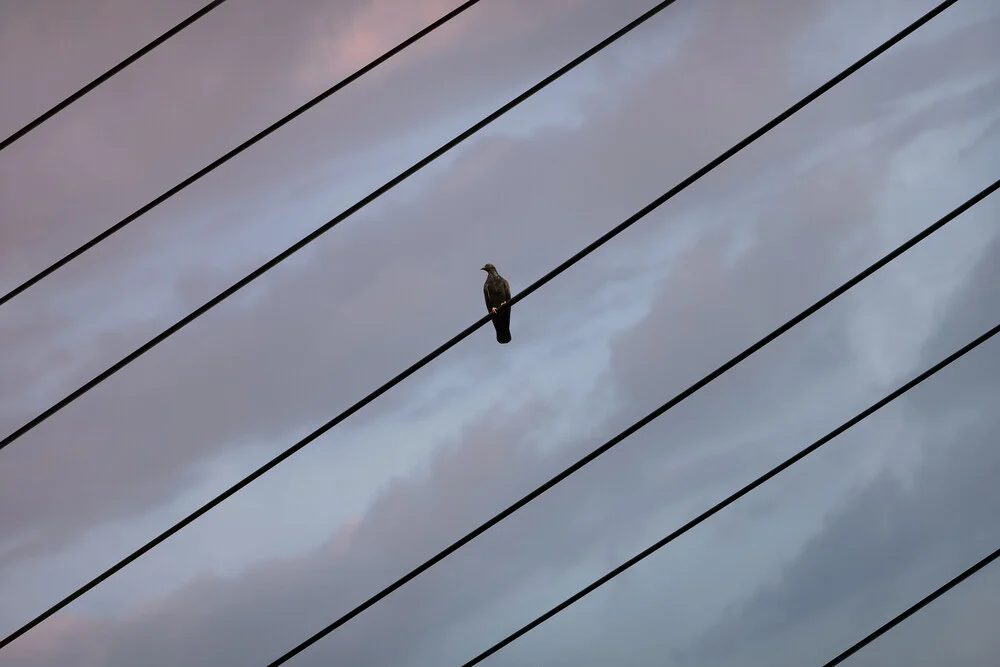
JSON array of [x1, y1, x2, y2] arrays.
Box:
[[0, 0, 959, 451], [0, 0, 488, 308], [458, 322, 1000, 667], [0, 2, 969, 651], [0, 0, 692, 450], [0, 0, 232, 153], [265, 176, 998, 666], [821, 545, 1000, 666]]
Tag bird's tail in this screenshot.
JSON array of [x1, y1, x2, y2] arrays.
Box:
[[493, 307, 511, 344]]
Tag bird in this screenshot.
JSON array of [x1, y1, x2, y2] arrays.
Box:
[[482, 263, 512, 344]]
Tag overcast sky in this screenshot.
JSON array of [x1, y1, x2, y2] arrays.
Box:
[[1, 0, 999, 665]]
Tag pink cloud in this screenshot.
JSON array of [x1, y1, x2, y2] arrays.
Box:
[[294, 0, 588, 90], [1, 614, 108, 667]]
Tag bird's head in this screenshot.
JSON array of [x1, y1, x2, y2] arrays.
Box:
[[481, 263, 496, 273]]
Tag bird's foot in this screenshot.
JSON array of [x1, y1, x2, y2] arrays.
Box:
[[491, 307, 498, 314]]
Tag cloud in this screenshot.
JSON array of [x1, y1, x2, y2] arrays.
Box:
[[0, 0, 709, 563], [0, 0, 687, 557], [1, 0, 998, 664], [675, 220, 1000, 667], [0, 390, 680, 666]]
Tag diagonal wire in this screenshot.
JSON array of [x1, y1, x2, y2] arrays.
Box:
[[459, 322, 1000, 667], [0, 0, 232, 152], [821, 545, 1000, 667], [0, 1, 972, 652], [0, 0, 968, 649], [0, 0, 960, 451], [0, 0, 690, 449], [264, 178, 998, 666], [0, 0, 488, 308]]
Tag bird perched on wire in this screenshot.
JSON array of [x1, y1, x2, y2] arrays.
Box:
[[482, 263, 512, 344]]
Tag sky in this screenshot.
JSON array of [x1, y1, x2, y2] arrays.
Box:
[[0, 0, 999, 665]]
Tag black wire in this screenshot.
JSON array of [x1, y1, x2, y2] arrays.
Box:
[[0, 0, 232, 153], [0, 0, 487, 308], [0, 0, 959, 452], [821, 546, 1000, 666], [459, 322, 1000, 667], [0, 0, 691, 451], [263, 179, 999, 666], [0, 1, 972, 652]]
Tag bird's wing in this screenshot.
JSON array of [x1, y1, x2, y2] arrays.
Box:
[[502, 278, 511, 302], [483, 282, 492, 313]]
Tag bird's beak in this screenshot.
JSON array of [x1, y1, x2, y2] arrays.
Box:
[[480, 266, 487, 271]]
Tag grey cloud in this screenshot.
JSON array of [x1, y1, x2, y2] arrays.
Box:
[[2, 0, 994, 601], [845, 560, 1000, 667], [476, 210, 1000, 667], [0, 0, 364, 275], [0, 0, 677, 556], [0, 385, 730, 666], [0, 0, 207, 130], [0, 141, 927, 661], [594, 7, 1000, 482], [675, 229, 1000, 667], [2, 0, 999, 664], [0, 0, 654, 288], [909, 230, 1000, 406], [0, 0, 792, 558]]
